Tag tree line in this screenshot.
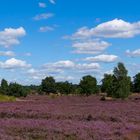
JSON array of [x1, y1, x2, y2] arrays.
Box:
[[0, 80, 29, 97], [0, 62, 140, 98], [39, 62, 140, 99]]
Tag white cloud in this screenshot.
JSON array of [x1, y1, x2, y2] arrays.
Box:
[[49, 0, 56, 4], [39, 26, 54, 32], [29, 60, 75, 78], [27, 68, 44, 80], [85, 54, 118, 63], [43, 60, 75, 69], [0, 27, 26, 48], [33, 13, 54, 20], [73, 19, 140, 39], [43, 60, 100, 73], [104, 69, 113, 75], [0, 51, 15, 57], [72, 39, 111, 54], [39, 2, 47, 8], [77, 63, 100, 71], [27, 68, 37, 74], [28, 70, 58, 80], [126, 49, 140, 57], [27, 60, 100, 81], [0, 58, 31, 69]]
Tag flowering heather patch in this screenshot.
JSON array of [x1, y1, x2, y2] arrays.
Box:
[[0, 95, 139, 140]]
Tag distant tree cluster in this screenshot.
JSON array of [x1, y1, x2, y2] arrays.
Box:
[[39, 62, 140, 99], [1, 62, 140, 99], [39, 75, 99, 96], [0, 80, 28, 97]]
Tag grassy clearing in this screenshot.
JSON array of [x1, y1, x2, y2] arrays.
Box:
[[0, 94, 16, 102]]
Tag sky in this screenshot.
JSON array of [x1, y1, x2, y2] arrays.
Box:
[[0, 0, 140, 85]]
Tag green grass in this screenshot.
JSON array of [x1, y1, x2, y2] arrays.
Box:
[[0, 94, 16, 102]]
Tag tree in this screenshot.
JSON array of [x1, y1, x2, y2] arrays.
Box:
[[112, 62, 131, 99], [56, 81, 74, 94], [101, 74, 114, 95], [133, 73, 140, 93], [0, 79, 9, 95], [8, 83, 28, 97], [79, 75, 98, 96], [130, 80, 134, 93], [41, 77, 56, 94]]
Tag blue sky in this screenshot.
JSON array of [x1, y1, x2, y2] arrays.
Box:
[[0, 0, 140, 85]]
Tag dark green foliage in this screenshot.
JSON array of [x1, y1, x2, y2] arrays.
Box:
[[25, 85, 40, 91], [130, 81, 134, 93], [41, 77, 57, 94], [101, 63, 131, 99], [56, 81, 75, 94], [74, 86, 82, 95], [113, 63, 131, 99], [0, 79, 28, 97], [79, 75, 98, 96], [0, 79, 9, 95], [8, 83, 28, 97], [101, 74, 114, 94], [24, 85, 40, 95], [133, 73, 140, 93]]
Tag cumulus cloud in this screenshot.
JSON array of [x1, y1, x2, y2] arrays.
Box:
[[72, 39, 111, 54], [126, 49, 140, 57], [39, 2, 47, 8], [72, 19, 140, 39], [27, 68, 37, 75], [28, 69, 61, 80], [29, 60, 75, 77], [43, 60, 75, 70], [0, 27, 26, 48], [43, 60, 100, 71], [39, 26, 54, 32], [33, 13, 54, 20], [27, 68, 74, 81], [85, 54, 118, 63], [0, 58, 31, 69], [49, 0, 56, 4], [27, 68, 44, 80], [104, 69, 113, 75], [76, 63, 100, 73], [27, 60, 101, 81], [0, 51, 15, 57]]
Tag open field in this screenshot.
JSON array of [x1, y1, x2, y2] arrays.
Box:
[[0, 95, 139, 140]]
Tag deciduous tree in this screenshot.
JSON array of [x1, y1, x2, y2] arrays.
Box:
[[79, 75, 98, 96]]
